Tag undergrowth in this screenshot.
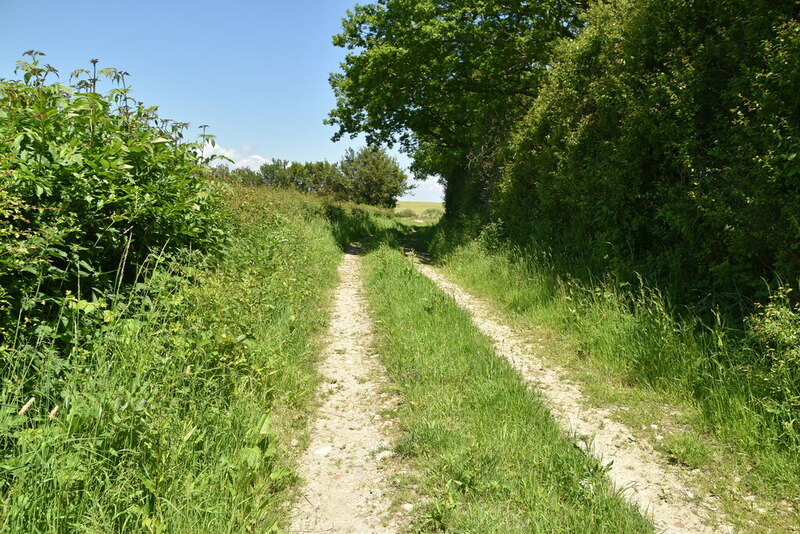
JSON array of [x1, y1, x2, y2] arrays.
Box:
[[0, 187, 378, 532]]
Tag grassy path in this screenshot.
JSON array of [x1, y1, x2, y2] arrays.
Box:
[[362, 246, 652, 533], [413, 258, 725, 533], [290, 244, 402, 533], [425, 235, 800, 533]]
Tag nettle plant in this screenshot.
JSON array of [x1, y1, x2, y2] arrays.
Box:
[[0, 51, 225, 348]]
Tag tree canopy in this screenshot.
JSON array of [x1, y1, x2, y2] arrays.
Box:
[[328, 0, 800, 307], [327, 0, 585, 178]]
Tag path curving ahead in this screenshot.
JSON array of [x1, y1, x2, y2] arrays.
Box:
[[290, 246, 398, 534]]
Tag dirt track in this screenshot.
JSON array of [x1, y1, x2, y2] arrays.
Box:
[[290, 247, 399, 533], [290, 244, 733, 533], [414, 260, 730, 534]]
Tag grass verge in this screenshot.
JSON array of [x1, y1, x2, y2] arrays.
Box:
[[426, 231, 800, 532], [362, 245, 652, 533], [1, 187, 375, 533]]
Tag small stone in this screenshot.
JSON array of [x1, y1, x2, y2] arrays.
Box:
[[314, 446, 333, 456], [290, 439, 299, 447], [376, 450, 393, 461], [719, 526, 735, 534], [401, 503, 414, 512], [685, 490, 695, 499], [655, 434, 664, 441], [650, 424, 659, 430]]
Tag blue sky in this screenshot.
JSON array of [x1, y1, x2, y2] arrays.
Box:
[[0, 0, 443, 202]]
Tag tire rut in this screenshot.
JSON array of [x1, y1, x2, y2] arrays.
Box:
[[290, 246, 399, 534], [414, 260, 730, 534]]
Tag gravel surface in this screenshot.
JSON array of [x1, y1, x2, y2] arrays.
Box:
[[415, 260, 729, 534], [290, 247, 399, 534]]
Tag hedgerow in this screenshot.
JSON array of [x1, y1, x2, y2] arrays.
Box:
[[0, 52, 225, 350]]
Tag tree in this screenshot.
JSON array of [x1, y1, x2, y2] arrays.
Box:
[[291, 160, 343, 195], [259, 159, 292, 187], [338, 146, 410, 207], [230, 167, 260, 186], [327, 0, 587, 205]]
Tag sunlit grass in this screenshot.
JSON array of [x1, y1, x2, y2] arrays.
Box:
[[394, 201, 444, 224], [0, 188, 382, 533], [363, 245, 652, 533], [427, 234, 800, 532]]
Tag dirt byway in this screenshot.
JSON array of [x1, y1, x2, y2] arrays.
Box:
[[290, 246, 399, 533], [290, 242, 732, 533], [414, 260, 728, 534]]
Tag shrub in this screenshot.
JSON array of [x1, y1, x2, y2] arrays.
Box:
[[0, 52, 225, 345], [493, 0, 800, 307], [745, 287, 800, 445]]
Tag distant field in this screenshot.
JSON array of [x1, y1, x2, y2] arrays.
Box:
[[394, 201, 444, 223]]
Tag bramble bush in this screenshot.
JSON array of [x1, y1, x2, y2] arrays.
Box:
[[0, 52, 225, 348]]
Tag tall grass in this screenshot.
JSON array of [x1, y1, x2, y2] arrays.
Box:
[[428, 226, 800, 505], [324, 201, 401, 249], [0, 187, 370, 533], [363, 245, 652, 533]]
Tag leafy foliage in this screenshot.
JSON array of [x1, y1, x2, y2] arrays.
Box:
[[217, 146, 410, 207], [328, 0, 585, 183], [329, 0, 800, 307], [338, 146, 409, 207], [495, 0, 800, 305], [0, 52, 224, 346], [745, 287, 800, 438]]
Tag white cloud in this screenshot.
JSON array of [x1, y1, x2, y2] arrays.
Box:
[[236, 154, 270, 170], [203, 142, 270, 170]]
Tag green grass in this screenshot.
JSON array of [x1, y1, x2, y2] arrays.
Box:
[[362, 245, 652, 533], [0, 187, 381, 533], [426, 233, 800, 532], [394, 201, 444, 224], [326, 200, 403, 249]]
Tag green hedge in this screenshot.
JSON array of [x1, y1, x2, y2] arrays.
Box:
[[0, 53, 225, 345], [488, 0, 799, 306]]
